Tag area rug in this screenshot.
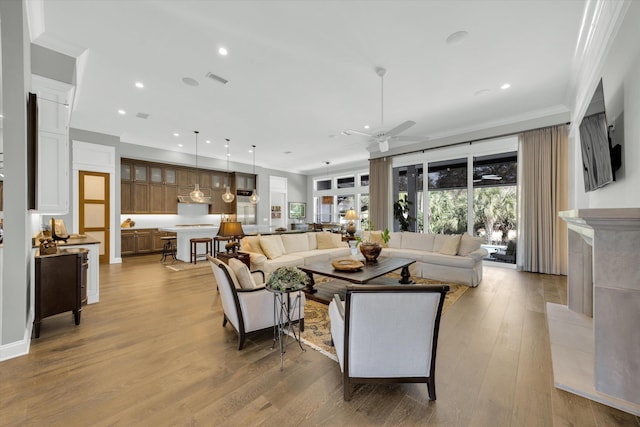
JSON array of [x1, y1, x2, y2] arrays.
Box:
[[294, 275, 470, 361], [165, 260, 210, 272]]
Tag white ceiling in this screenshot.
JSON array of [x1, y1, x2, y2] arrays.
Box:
[[30, 0, 586, 174]]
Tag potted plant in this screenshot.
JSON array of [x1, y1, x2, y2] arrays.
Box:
[[393, 195, 415, 232], [265, 266, 309, 292], [355, 221, 390, 263]]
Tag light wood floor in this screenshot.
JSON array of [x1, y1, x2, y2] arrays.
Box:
[[2, 255, 639, 426]]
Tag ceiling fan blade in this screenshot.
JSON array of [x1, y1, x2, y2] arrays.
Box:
[[342, 129, 372, 137], [385, 120, 416, 137]]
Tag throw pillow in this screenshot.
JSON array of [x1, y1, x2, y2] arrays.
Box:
[[439, 234, 462, 256], [241, 236, 265, 256], [370, 230, 388, 248], [457, 233, 483, 256], [316, 232, 338, 249], [228, 258, 257, 289], [259, 235, 285, 259]]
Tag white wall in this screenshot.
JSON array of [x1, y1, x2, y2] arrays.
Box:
[[571, 2, 640, 208]]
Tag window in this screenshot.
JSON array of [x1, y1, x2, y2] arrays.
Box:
[[473, 152, 517, 262], [427, 158, 467, 234], [392, 164, 423, 232], [337, 176, 355, 189], [359, 174, 369, 187], [315, 196, 334, 223], [316, 179, 332, 191], [337, 195, 355, 223]]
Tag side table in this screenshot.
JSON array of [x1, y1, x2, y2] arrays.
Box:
[[267, 286, 305, 370], [216, 251, 251, 269]]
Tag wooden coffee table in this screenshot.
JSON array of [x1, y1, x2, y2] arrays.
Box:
[[300, 257, 416, 296]]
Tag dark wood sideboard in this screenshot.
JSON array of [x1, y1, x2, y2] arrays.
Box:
[[34, 248, 89, 338]]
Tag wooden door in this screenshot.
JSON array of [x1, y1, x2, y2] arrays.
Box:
[[79, 171, 110, 263]]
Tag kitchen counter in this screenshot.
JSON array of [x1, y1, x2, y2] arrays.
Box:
[[30, 234, 101, 305], [32, 235, 101, 248], [159, 225, 219, 262]]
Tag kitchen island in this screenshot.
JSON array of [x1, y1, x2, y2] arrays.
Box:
[[158, 225, 218, 262]]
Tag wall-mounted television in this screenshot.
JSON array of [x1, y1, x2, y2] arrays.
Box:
[[578, 79, 621, 192]]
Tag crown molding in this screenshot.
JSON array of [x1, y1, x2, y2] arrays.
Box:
[[568, 0, 631, 136]]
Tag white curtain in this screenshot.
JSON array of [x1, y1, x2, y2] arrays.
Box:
[[518, 125, 568, 275]]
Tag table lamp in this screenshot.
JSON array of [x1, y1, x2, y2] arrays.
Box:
[[218, 221, 245, 253], [345, 209, 359, 236]]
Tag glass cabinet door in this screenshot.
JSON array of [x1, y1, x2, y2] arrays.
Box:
[[150, 167, 162, 183], [134, 165, 147, 182], [121, 163, 131, 181], [164, 168, 176, 185]]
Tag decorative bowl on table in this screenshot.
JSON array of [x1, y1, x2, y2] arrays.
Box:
[[331, 258, 364, 271]]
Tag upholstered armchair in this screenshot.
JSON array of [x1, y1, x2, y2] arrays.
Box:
[[208, 255, 305, 350], [329, 284, 449, 401]]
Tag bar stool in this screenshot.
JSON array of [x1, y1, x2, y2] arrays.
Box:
[[190, 237, 213, 264], [160, 236, 177, 264]]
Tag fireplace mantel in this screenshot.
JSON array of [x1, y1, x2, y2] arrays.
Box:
[[548, 208, 640, 415]]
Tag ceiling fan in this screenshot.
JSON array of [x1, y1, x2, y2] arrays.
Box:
[[343, 67, 423, 152]]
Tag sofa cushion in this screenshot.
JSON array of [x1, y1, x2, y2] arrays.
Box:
[[316, 232, 341, 249], [229, 258, 257, 289], [421, 251, 475, 268], [439, 234, 462, 256], [433, 234, 459, 253], [281, 233, 310, 253], [260, 235, 286, 260], [261, 254, 305, 275], [301, 248, 352, 264], [457, 233, 483, 256], [387, 232, 402, 249], [241, 235, 265, 256], [402, 232, 435, 252], [307, 232, 318, 250]]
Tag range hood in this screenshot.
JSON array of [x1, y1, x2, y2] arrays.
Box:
[[177, 195, 211, 204]]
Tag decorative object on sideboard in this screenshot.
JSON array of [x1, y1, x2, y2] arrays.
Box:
[[38, 237, 58, 255], [50, 217, 70, 243], [218, 221, 245, 253], [222, 139, 235, 203], [249, 144, 259, 204], [121, 218, 135, 228], [344, 208, 358, 236]]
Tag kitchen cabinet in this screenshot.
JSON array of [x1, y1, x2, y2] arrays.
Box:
[[235, 172, 256, 192], [121, 229, 154, 255], [120, 159, 237, 214], [122, 229, 176, 256], [32, 75, 73, 214], [177, 168, 197, 187]]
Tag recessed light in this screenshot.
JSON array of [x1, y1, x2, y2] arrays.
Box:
[[173, 132, 180, 137], [205, 140, 211, 144], [446, 30, 469, 46], [224, 143, 229, 148], [117, 109, 126, 115], [135, 82, 144, 89], [218, 47, 228, 56], [501, 83, 511, 90], [364, 125, 370, 129], [178, 144, 183, 148]]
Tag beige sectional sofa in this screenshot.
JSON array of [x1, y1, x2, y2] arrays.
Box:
[[365, 231, 488, 287], [240, 232, 351, 277], [240, 230, 488, 287]]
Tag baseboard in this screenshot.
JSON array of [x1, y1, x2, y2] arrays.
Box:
[[0, 309, 34, 362]]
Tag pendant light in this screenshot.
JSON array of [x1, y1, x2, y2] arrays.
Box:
[[249, 144, 259, 204], [222, 139, 235, 203], [190, 131, 204, 201]]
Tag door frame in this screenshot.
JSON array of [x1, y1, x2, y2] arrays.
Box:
[[79, 171, 110, 263], [71, 141, 119, 264]]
